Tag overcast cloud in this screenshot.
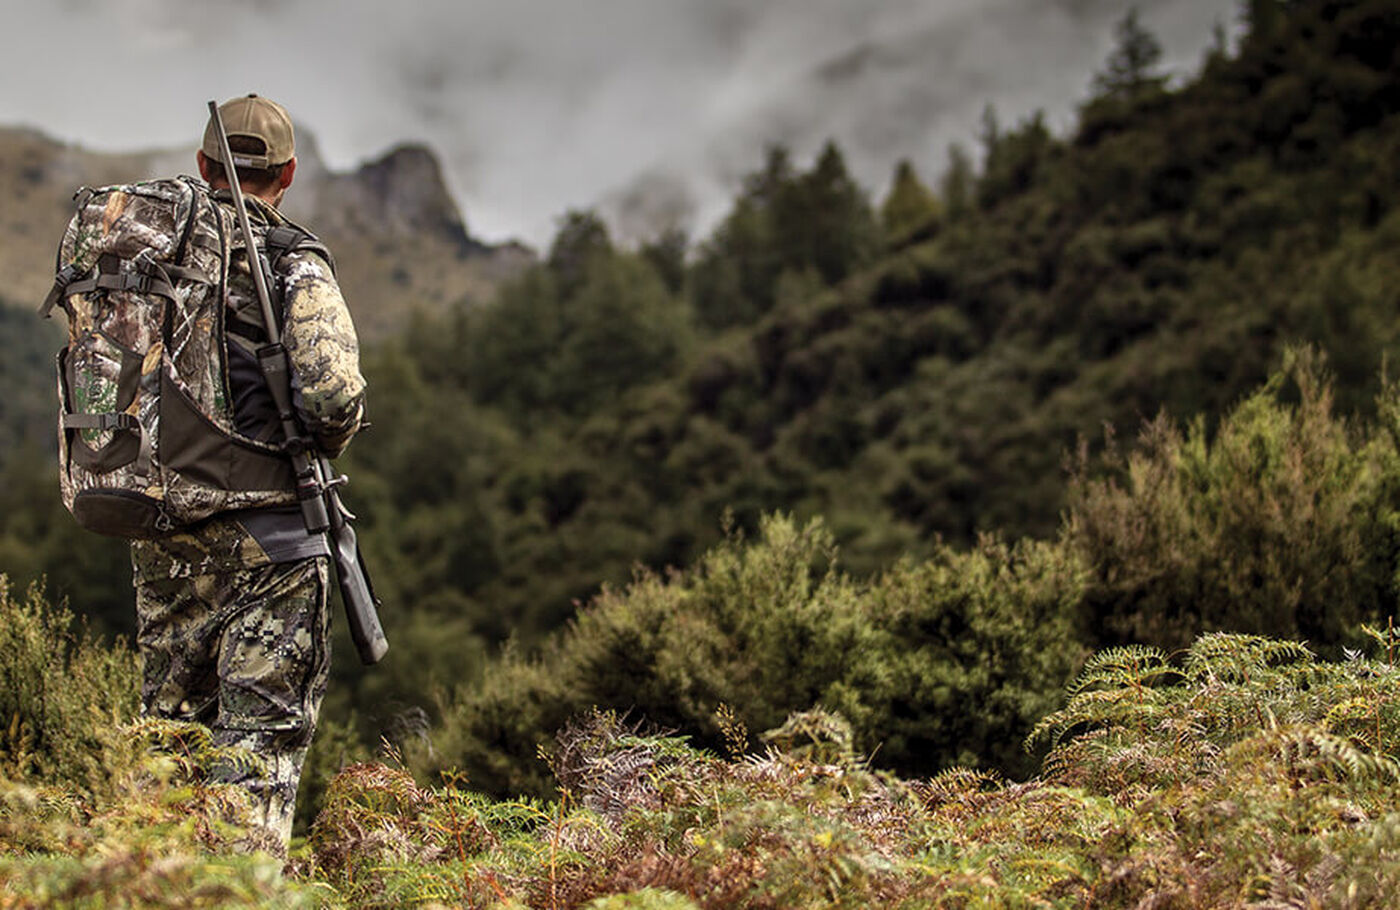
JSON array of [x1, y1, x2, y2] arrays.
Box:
[[1, 0, 1235, 246]]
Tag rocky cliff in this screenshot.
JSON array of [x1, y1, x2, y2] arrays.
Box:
[[0, 126, 531, 341]]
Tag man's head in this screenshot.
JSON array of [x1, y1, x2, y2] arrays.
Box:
[[198, 94, 297, 206]]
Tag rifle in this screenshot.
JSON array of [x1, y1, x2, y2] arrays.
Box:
[[207, 100, 388, 665]]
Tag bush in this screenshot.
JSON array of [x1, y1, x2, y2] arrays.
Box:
[[418, 514, 1088, 795], [0, 576, 138, 794], [1066, 348, 1400, 651]]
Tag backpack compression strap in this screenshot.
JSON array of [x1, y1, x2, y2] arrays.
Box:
[[40, 255, 211, 318]]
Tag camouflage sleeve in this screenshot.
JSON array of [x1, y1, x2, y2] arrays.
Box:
[[279, 250, 365, 457]]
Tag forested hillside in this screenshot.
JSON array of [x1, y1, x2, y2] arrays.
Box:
[[3, 0, 1400, 833], [336, 0, 1400, 657]]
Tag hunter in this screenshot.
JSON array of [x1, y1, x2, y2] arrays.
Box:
[[131, 94, 366, 852]]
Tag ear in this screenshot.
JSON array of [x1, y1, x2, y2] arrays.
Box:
[[196, 150, 214, 183], [279, 157, 297, 191]]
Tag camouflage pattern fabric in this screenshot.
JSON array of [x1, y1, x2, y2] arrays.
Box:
[[225, 195, 365, 456], [57, 183, 226, 417], [132, 513, 283, 579], [127, 188, 363, 853], [54, 179, 231, 518], [52, 178, 348, 531], [134, 554, 331, 851]]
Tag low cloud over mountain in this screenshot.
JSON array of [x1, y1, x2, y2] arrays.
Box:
[[1, 0, 1233, 245]]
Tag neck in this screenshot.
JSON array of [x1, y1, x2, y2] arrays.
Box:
[[254, 188, 285, 209], [212, 180, 283, 209]]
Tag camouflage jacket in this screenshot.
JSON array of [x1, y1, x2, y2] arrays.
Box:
[[132, 193, 366, 582], [225, 195, 365, 458]]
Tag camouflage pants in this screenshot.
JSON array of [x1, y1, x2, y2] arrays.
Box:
[[134, 556, 331, 851]]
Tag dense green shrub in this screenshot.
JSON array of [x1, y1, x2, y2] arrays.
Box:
[[0, 576, 138, 794], [417, 349, 1400, 800], [417, 514, 1087, 796], [9, 572, 1400, 906], [1066, 349, 1400, 651]]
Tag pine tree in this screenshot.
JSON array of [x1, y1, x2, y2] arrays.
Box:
[[881, 159, 941, 244], [641, 227, 688, 296], [940, 143, 975, 221], [788, 141, 879, 286], [548, 210, 613, 298], [1091, 8, 1165, 99], [690, 145, 792, 329], [691, 142, 879, 327]]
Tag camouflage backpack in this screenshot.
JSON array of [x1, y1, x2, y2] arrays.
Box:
[[40, 176, 298, 538]]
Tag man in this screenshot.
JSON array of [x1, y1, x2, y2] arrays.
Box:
[[131, 94, 365, 853]]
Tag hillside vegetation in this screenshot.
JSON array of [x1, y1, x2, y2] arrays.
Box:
[[305, 0, 1400, 760], [6, 572, 1400, 907], [4, 2, 1400, 903], [336, 0, 1400, 657]]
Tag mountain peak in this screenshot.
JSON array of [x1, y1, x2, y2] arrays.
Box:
[[292, 142, 486, 259], [0, 126, 528, 339]]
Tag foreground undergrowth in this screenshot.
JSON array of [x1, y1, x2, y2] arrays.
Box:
[[4, 578, 1400, 908]]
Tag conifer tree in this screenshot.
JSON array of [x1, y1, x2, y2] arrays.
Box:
[[1091, 8, 1165, 99], [640, 227, 688, 296], [690, 145, 792, 329], [940, 143, 975, 220], [789, 141, 879, 286], [1245, 0, 1293, 37], [881, 159, 941, 244], [548, 210, 613, 298], [691, 142, 878, 327]]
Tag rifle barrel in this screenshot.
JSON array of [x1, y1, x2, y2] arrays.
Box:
[[205, 101, 282, 343]]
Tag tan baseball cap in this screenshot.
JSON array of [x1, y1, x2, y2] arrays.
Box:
[[202, 94, 295, 168]]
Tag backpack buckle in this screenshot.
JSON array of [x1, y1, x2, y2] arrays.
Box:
[[55, 262, 85, 288], [118, 271, 152, 293], [39, 263, 89, 316]]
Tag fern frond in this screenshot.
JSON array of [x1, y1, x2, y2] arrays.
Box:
[[1068, 645, 1176, 695], [1184, 633, 1313, 683], [916, 767, 1002, 808], [1324, 697, 1377, 748], [1230, 726, 1400, 784], [1025, 688, 1172, 752], [208, 746, 271, 783], [133, 717, 215, 757]]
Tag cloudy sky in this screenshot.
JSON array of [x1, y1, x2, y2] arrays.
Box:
[[1, 0, 1236, 247]]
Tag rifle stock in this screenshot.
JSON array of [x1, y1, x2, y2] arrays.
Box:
[[326, 473, 388, 663], [208, 100, 387, 666]]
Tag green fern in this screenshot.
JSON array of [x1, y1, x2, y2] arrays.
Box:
[[1230, 726, 1400, 785], [1068, 644, 1178, 694], [1183, 632, 1314, 684]]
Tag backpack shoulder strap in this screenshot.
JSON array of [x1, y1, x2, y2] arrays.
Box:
[[264, 220, 336, 276]]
